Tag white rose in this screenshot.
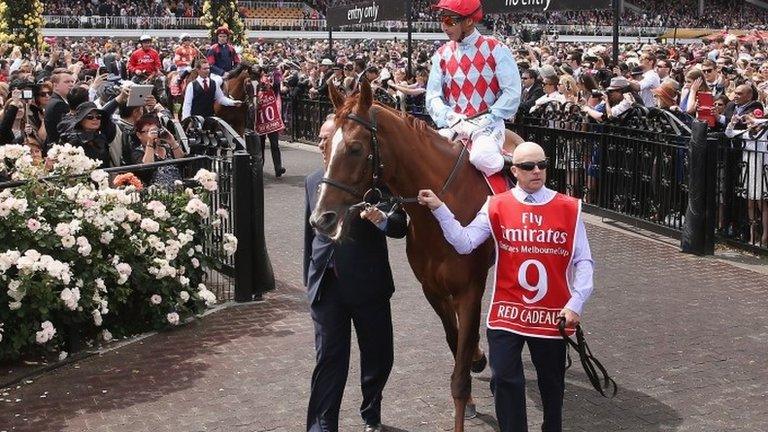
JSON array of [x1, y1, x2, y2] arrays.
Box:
[[27, 218, 41, 232], [140, 218, 160, 233], [61, 235, 76, 248], [179, 276, 189, 287], [100, 232, 114, 244], [9, 301, 21, 310], [76, 237, 92, 256], [166, 312, 180, 326], [102, 329, 113, 342], [216, 208, 229, 219], [150, 294, 162, 305], [90, 169, 109, 186], [92, 309, 103, 326], [179, 291, 190, 303], [191, 257, 200, 268], [222, 234, 238, 256], [54, 223, 70, 237], [58, 351, 68, 361]]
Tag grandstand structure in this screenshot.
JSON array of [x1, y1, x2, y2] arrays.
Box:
[[38, 0, 768, 42]]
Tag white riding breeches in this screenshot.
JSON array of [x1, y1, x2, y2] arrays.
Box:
[[439, 118, 506, 176]]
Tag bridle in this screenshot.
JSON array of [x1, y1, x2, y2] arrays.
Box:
[[557, 317, 618, 398], [319, 107, 468, 213]]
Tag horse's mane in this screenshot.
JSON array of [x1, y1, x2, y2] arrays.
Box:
[[227, 61, 253, 81], [335, 96, 436, 138]]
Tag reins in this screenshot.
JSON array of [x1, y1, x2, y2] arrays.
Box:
[[557, 317, 618, 398], [320, 107, 468, 214]]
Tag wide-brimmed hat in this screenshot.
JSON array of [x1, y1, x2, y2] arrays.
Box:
[[606, 77, 630, 91], [139, 34, 152, 42], [652, 80, 679, 105], [320, 58, 334, 66], [70, 102, 106, 125]]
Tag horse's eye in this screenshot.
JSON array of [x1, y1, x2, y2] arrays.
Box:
[[348, 142, 363, 156]]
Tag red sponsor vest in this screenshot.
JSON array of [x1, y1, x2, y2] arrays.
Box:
[[487, 191, 580, 338], [255, 88, 285, 136]]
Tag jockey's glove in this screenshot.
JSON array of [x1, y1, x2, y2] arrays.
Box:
[[454, 114, 495, 140], [445, 111, 467, 128]]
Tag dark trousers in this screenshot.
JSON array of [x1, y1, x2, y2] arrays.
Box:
[[487, 329, 567, 432], [259, 132, 283, 174], [306, 271, 394, 432]]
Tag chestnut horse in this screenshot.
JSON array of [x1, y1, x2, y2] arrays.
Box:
[[310, 80, 519, 431], [214, 62, 257, 135]]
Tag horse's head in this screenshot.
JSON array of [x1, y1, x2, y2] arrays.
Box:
[[310, 80, 379, 241]]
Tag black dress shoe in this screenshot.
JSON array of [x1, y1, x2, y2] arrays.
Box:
[[364, 424, 383, 432], [275, 167, 286, 177]]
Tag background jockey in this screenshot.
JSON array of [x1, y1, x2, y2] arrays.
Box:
[[207, 26, 240, 78], [128, 35, 162, 78], [174, 34, 198, 74], [426, 0, 521, 177]]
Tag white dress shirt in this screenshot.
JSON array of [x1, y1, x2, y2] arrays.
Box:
[[181, 74, 239, 120], [431, 186, 595, 315]]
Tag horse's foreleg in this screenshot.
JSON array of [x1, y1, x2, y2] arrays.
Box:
[[451, 287, 483, 432], [423, 290, 459, 357]]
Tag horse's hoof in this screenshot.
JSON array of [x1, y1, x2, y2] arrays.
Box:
[[471, 353, 487, 373], [464, 403, 477, 419]]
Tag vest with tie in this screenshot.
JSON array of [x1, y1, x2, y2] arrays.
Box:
[[486, 191, 581, 338], [191, 78, 215, 117]]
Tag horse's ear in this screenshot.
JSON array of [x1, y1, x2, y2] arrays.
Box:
[[357, 78, 373, 112], [328, 82, 345, 110]]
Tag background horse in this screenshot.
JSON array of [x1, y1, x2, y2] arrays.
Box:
[[214, 62, 258, 136], [310, 79, 507, 431]]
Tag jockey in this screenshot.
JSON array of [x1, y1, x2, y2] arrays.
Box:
[[128, 35, 162, 78], [426, 0, 521, 177], [206, 26, 241, 78], [174, 34, 198, 73]]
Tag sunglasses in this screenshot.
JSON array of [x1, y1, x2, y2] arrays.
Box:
[[514, 160, 549, 171], [440, 15, 464, 27], [39, 92, 51, 96], [84, 113, 102, 120], [702, 68, 715, 73]]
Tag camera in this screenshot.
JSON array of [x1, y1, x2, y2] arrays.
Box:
[[591, 90, 604, 99], [722, 66, 736, 75], [21, 89, 34, 100]]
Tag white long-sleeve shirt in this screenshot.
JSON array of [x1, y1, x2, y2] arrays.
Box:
[[181, 74, 238, 120], [431, 186, 595, 315]]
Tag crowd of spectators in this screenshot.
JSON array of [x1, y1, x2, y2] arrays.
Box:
[[38, 0, 768, 30]]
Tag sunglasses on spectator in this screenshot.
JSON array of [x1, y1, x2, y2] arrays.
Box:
[[141, 128, 159, 134], [514, 160, 549, 171], [440, 15, 464, 27], [39, 92, 51, 96], [702, 68, 715, 73], [84, 114, 102, 120]]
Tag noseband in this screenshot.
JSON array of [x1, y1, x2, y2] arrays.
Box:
[[320, 108, 468, 212]]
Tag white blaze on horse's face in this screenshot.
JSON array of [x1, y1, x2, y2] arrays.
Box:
[[317, 127, 346, 240]]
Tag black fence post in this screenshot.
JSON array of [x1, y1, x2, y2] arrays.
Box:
[[245, 132, 276, 299], [232, 149, 256, 302], [681, 121, 714, 255], [703, 135, 719, 255]]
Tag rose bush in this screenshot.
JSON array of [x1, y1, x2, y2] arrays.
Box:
[[0, 145, 235, 361]]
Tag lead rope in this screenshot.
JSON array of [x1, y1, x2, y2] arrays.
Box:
[[557, 317, 618, 398]]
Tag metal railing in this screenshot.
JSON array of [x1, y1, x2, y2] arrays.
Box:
[[512, 103, 691, 236], [487, 22, 668, 36], [41, 15, 442, 32], [715, 134, 768, 253]]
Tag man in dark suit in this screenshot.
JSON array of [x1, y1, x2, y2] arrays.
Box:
[[518, 69, 544, 118], [304, 116, 408, 432], [721, 84, 763, 128], [44, 69, 75, 151]]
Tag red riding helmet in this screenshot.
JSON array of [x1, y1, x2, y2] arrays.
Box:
[[433, 0, 483, 22], [215, 26, 232, 36]]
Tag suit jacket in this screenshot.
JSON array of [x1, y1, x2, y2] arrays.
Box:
[[44, 92, 70, 150], [519, 82, 544, 117], [724, 100, 763, 128], [303, 169, 408, 306]]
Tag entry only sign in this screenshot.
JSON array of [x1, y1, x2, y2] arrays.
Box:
[[326, 0, 406, 26], [482, 0, 611, 13]]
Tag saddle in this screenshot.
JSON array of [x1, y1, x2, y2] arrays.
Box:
[[459, 129, 524, 195]]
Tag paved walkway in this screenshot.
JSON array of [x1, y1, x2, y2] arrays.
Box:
[[1, 144, 767, 432]]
